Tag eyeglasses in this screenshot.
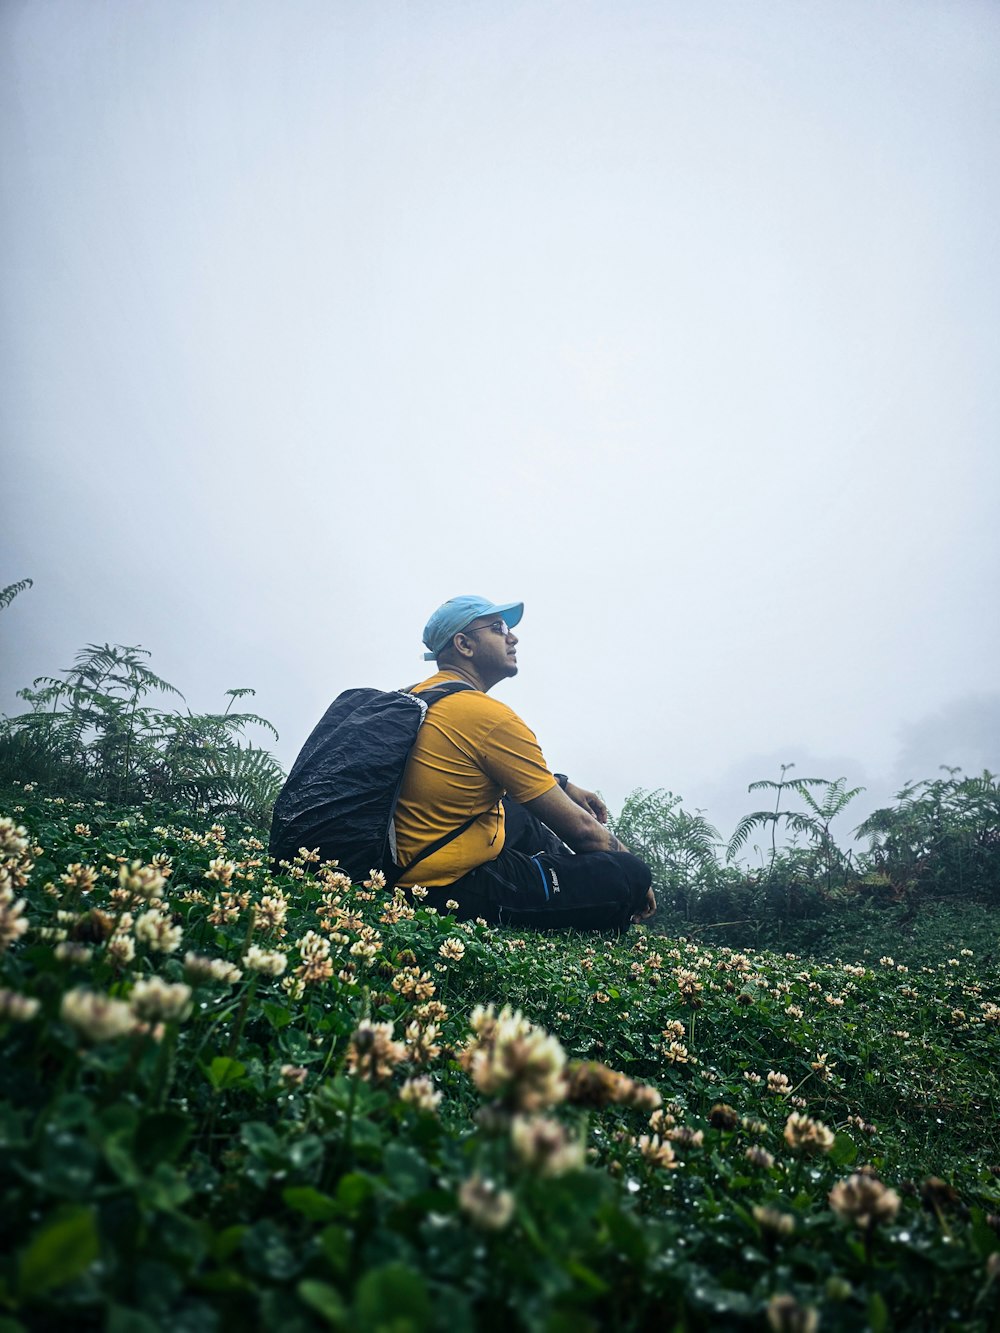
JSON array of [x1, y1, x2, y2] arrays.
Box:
[[463, 619, 510, 637]]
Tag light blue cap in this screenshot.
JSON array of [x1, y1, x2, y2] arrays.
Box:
[[422, 595, 524, 660]]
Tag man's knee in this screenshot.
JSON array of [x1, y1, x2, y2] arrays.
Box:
[[562, 849, 650, 915], [594, 852, 652, 931], [593, 852, 650, 925], [616, 851, 652, 905]]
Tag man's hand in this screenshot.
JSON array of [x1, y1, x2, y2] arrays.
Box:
[[631, 887, 657, 924], [564, 781, 608, 824]]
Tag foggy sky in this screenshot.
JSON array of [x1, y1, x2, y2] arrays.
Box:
[[3, 0, 998, 852]]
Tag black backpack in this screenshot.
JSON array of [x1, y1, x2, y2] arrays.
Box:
[[268, 681, 477, 884]]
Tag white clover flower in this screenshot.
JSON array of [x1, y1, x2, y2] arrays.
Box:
[[129, 976, 193, 1022], [755, 1206, 795, 1237], [461, 1005, 566, 1112], [204, 857, 237, 886], [183, 951, 243, 984], [458, 1175, 515, 1231], [438, 938, 466, 963], [745, 1145, 775, 1169], [404, 1020, 441, 1065], [0, 896, 29, 952], [766, 1293, 818, 1333], [829, 1174, 901, 1229], [61, 988, 135, 1042], [0, 818, 30, 857], [346, 1020, 406, 1082], [54, 941, 93, 965], [107, 933, 136, 965], [254, 891, 289, 934], [0, 988, 40, 1021], [510, 1115, 585, 1177], [243, 945, 287, 976], [636, 1134, 678, 1169], [118, 860, 166, 900], [134, 908, 183, 954], [297, 929, 331, 962], [399, 1076, 443, 1113], [783, 1112, 835, 1155], [667, 1125, 704, 1149]]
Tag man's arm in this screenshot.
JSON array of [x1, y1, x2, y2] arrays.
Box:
[[563, 781, 608, 824], [521, 784, 629, 855], [522, 783, 658, 923]]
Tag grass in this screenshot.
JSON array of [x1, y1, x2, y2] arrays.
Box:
[[1, 784, 999, 1331]]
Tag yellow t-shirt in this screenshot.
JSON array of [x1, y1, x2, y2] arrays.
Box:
[[393, 671, 557, 887]]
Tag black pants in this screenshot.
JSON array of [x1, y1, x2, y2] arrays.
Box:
[[423, 800, 652, 933]]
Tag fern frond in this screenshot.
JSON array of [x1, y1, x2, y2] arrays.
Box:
[[67, 644, 183, 700], [176, 743, 285, 821], [0, 578, 33, 611], [223, 688, 257, 717], [852, 808, 893, 840], [836, 784, 866, 809], [781, 812, 824, 838], [726, 812, 775, 862], [215, 710, 279, 741]]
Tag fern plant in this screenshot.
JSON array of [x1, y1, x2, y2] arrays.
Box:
[[0, 644, 284, 826], [855, 767, 1000, 904], [156, 690, 283, 822], [611, 787, 725, 922], [12, 644, 182, 802], [727, 764, 864, 898]]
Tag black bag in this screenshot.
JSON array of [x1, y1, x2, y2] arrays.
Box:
[[268, 681, 475, 884]]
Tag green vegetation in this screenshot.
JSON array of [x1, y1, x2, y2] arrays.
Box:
[[612, 767, 1000, 961], [1, 788, 999, 1331], [2, 634, 998, 1328], [0, 643, 284, 825]]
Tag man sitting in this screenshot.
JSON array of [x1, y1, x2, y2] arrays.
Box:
[[394, 595, 655, 931]]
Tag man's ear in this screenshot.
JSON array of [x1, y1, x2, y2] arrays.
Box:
[[452, 632, 475, 659]]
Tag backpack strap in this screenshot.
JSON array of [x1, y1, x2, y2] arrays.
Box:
[[394, 678, 485, 879], [396, 808, 486, 877], [403, 679, 476, 706]]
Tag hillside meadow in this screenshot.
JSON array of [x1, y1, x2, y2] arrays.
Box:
[[1, 786, 999, 1332]]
